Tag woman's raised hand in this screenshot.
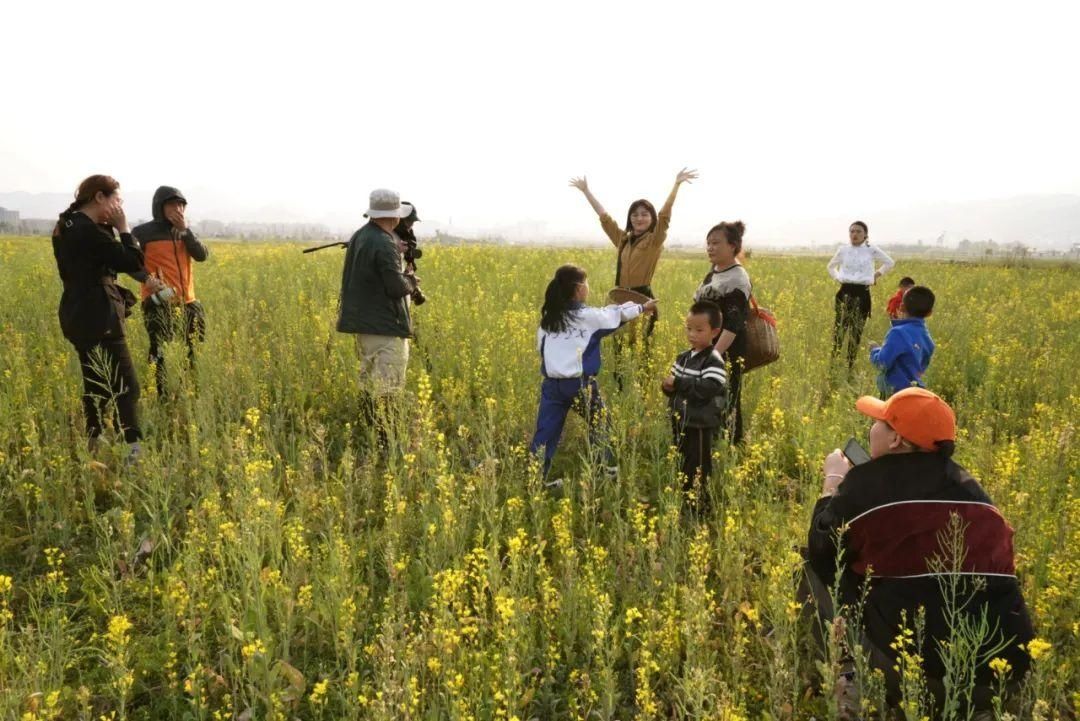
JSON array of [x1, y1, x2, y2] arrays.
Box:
[[675, 167, 699, 185], [108, 204, 129, 234], [569, 176, 589, 193]]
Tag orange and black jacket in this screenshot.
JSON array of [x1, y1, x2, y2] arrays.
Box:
[[131, 186, 208, 304], [807, 452, 1034, 687], [52, 211, 145, 348]]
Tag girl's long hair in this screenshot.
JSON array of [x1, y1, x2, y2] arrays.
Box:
[[540, 264, 587, 333]]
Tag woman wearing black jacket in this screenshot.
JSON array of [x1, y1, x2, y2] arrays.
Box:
[[693, 221, 751, 444], [52, 175, 146, 458]]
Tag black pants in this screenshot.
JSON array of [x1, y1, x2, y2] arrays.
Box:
[[832, 284, 871, 370], [674, 423, 716, 495], [144, 299, 206, 394], [76, 338, 142, 443], [725, 355, 745, 445]]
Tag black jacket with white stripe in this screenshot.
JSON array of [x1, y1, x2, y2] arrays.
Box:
[[664, 347, 728, 429]]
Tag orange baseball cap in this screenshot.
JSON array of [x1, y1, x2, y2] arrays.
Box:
[[855, 388, 956, 451]]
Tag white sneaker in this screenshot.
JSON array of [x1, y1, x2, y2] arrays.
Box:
[[543, 478, 565, 497]]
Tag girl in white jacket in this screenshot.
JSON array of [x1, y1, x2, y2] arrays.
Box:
[[529, 264, 657, 479]]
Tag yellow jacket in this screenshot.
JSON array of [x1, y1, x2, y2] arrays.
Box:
[[598, 186, 678, 289]]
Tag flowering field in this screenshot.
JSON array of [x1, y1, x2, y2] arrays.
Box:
[[0, 236, 1076, 720]]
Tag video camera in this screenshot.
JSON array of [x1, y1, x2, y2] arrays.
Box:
[[399, 203, 426, 306]]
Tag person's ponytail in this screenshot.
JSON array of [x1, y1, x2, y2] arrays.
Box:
[[54, 175, 120, 239], [540, 264, 587, 333]]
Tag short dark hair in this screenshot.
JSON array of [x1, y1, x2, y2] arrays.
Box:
[[850, 220, 869, 235], [707, 220, 745, 256], [898, 276, 915, 288], [688, 300, 722, 329], [902, 286, 935, 318]]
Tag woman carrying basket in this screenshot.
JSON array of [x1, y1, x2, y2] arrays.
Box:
[[694, 221, 751, 444], [569, 168, 698, 338]]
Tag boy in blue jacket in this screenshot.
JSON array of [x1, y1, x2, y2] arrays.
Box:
[[869, 286, 935, 397]]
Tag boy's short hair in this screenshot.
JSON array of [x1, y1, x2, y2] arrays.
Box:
[[902, 286, 935, 318], [688, 300, 722, 329], [899, 276, 915, 288]]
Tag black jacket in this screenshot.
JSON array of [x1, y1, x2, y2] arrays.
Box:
[[336, 221, 415, 338], [664, 348, 729, 429], [52, 212, 145, 348], [808, 452, 1034, 687]]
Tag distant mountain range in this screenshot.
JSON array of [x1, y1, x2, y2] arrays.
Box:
[[760, 194, 1080, 249], [3, 190, 1079, 249]]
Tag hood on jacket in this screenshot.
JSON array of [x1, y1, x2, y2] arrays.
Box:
[[151, 186, 188, 221]]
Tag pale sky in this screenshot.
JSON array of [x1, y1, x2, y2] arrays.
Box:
[[3, 0, 1079, 244]]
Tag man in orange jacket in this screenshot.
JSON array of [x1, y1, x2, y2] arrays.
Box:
[[132, 186, 209, 395]]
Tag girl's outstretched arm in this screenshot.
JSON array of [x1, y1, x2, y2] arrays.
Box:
[[569, 176, 606, 217], [654, 167, 698, 243], [659, 167, 698, 217], [574, 176, 624, 247]]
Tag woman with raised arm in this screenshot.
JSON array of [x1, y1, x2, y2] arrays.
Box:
[[569, 168, 697, 338], [52, 175, 146, 462]]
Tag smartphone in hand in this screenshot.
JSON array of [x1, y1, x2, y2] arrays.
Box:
[[843, 437, 871, 465]]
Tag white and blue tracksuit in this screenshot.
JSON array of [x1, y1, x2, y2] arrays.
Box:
[[529, 301, 644, 475]]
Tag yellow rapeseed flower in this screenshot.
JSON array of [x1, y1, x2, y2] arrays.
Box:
[[106, 615, 133, 648], [309, 678, 329, 706], [1026, 637, 1052, 661]]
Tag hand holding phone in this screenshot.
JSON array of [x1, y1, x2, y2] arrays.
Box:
[[842, 437, 871, 466]]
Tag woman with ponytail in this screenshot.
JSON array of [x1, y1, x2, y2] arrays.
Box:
[[529, 264, 657, 481], [694, 221, 752, 444], [52, 175, 147, 459]]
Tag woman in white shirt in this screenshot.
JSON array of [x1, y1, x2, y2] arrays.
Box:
[[826, 221, 895, 370]]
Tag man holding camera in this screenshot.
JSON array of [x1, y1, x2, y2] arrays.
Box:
[[337, 189, 419, 402], [132, 186, 209, 396]]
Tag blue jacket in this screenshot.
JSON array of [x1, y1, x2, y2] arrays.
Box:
[[870, 318, 934, 392]]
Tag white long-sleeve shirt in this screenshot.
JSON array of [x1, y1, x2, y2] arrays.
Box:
[[537, 301, 643, 378], [827, 243, 895, 285]]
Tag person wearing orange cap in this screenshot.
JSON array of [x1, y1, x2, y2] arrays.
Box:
[[804, 388, 1033, 719]]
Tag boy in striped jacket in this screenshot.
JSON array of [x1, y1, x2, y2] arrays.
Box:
[[662, 301, 729, 504]]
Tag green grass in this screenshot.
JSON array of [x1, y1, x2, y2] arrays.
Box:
[[0, 236, 1076, 720]]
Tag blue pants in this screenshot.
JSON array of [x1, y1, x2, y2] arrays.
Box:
[[529, 377, 614, 476]]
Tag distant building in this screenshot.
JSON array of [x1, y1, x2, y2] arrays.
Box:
[[20, 218, 57, 235], [0, 206, 20, 229]]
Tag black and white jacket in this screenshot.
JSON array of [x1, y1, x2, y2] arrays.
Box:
[[664, 348, 729, 429]]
